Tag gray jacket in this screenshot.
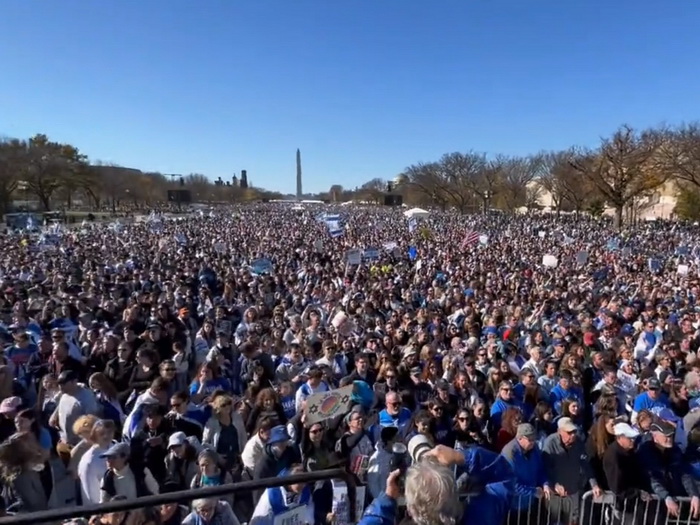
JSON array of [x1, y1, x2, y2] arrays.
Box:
[[541, 433, 597, 495]]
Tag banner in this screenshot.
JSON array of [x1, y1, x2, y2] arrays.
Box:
[[306, 385, 354, 424]]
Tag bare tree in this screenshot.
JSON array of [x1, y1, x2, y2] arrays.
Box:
[[499, 154, 545, 211], [657, 123, 700, 187], [571, 125, 665, 228], [439, 152, 486, 213], [403, 162, 452, 210]]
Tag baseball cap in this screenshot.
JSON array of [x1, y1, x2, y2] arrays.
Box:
[[613, 423, 640, 439], [647, 377, 661, 390], [100, 442, 130, 458], [268, 425, 291, 445], [57, 370, 79, 385], [649, 419, 675, 437], [167, 431, 187, 449], [0, 397, 22, 414], [435, 379, 450, 391], [557, 417, 577, 433], [515, 423, 537, 440]]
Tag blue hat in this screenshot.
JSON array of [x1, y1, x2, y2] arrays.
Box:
[[655, 407, 681, 424], [268, 425, 290, 445], [100, 442, 130, 458]]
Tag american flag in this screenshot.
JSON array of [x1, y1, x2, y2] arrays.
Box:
[[461, 229, 480, 248]]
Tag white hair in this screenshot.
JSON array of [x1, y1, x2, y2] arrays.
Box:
[[193, 497, 217, 511], [405, 460, 462, 525]]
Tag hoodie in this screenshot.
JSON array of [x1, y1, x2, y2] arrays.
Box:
[[366, 442, 393, 499]]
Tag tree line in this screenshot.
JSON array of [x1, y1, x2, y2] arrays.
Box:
[[0, 134, 285, 216], [4, 125, 700, 225], [329, 124, 700, 226]]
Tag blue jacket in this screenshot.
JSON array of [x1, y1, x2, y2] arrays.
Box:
[[500, 439, 548, 510], [489, 398, 520, 429], [549, 385, 583, 415]]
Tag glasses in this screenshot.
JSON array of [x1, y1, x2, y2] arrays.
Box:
[[388, 402, 401, 407], [457, 416, 469, 421], [431, 407, 444, 412], [309, 428, 323, 434]]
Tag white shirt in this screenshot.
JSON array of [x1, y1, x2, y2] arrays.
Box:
[[242, 434, 265, 470], [77, 444, 110, 504], [250, 486, 315, 525]]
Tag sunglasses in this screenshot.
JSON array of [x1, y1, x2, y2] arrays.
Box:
[[309, 428, 323, 434], [457, 417, 469, 421]]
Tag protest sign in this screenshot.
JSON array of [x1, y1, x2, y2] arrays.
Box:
[[250, 258, 273, 274], [576, 251, 588, 266], [678, 264, 689, 276], [363, 247, 380, 261], [542, 255, 558, 268], [273, 505, 306, 525], [478, 235, 488, 245], [305, 385, 354, 424], [346, 249, 362, 265]]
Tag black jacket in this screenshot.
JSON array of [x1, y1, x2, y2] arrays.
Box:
[[602, 441, 646, 499]]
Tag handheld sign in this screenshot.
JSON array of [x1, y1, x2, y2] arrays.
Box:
[[305, 385, 354, 424], [542, 255, 558, 268], [273, 505, 306, 525], [363, 247, 380, 261], [250, 258, 273, 274], [478, 235, 488, 245], [346, 249, 362, 266], [576, 251, 588, 266], [678, 264, 689, 276]]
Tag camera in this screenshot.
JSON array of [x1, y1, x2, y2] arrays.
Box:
[[407, 434, 433, 464]]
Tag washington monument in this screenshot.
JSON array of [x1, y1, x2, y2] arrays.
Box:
[[296, 148, 303, 199]]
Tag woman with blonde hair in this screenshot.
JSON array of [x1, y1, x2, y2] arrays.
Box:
[[67, 414, 99, 473], [202, 395, 247, 474]]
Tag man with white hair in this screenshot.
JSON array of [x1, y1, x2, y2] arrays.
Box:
[[359, 444, 513, 525], [360, 463, 461, 525]]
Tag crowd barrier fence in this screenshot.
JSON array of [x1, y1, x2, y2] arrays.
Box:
[[4, 476, 700, 525], [502, 490, 700, 525], [0, 468, 353, 525]]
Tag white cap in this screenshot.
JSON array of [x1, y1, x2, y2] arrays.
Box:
[[167, 431, 187, 448], [613, 423, 639, 439]]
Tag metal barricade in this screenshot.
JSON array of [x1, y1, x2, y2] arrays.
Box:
[[0, 468, 353, 525], [504, 493, 575, 525], [579, 490, 700, 525]]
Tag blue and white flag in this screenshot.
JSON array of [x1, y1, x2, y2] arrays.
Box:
[[325, 214, 344, 238], [26, 217, 35, 231], [408, 217, 418, 233]]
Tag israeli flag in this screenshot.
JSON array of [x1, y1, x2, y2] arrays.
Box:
[[408, 217, 418, 233], [325, 214, 344, 238], [26, 217, 34, 231]]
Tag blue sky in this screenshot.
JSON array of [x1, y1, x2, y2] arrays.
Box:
[[1, 1, 698, 194]]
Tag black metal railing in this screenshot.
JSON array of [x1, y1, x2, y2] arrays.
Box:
[[0, 468, 353, 525]]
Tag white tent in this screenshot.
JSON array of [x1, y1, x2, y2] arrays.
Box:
[[403, 208, 429, 219]]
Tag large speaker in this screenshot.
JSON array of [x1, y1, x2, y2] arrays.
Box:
[[167, 190, 192, 203], [384, 194, 403, 206]]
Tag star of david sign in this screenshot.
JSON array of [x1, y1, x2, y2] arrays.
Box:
[[309, 404, 319, 414], [340, 395, 350, 404]]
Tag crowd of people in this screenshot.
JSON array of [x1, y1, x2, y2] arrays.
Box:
[[0, 204, 699, 525]]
